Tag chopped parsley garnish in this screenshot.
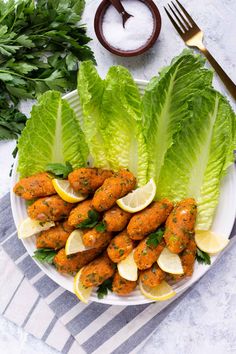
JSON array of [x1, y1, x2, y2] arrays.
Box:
[[33, 248, 57, 264], [96, 278, 113, 299], [45, 162, 73, 179], [95, 221, 106, 232], [25, 199, 37, 207], [196, 248, 211, 265], [77, 210, 100, 229], [146, 227, 165, 248]]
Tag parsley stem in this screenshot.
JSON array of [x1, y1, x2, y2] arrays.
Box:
[[0, 4, 16, 25], [0, 69, 49, 82]]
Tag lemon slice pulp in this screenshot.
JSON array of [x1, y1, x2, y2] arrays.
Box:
[[117, 251, 138, 281], [65, 230, 90, 256], [195, 230, 229, 254], [157, 247, 184, 275], [52, 179, 88, 203], [139, 280, 176, 301], [18, 217, 55, 239], [116, 178, 156, 213], [74, 268, 93, 304]]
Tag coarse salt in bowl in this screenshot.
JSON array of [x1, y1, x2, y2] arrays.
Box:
[[94, 0, 162, 57], [103, 1, 153, 51]]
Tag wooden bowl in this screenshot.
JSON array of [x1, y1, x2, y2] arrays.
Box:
[[94, 0, 162, 57]]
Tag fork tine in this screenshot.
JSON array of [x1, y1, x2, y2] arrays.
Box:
[[175, 0, 199, 28], [164, 7, 184, 36], [171, 1, 191, 29], [168, 4, 187, 32]]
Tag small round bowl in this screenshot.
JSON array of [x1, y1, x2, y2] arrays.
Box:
[[94, 0, 162, 57]]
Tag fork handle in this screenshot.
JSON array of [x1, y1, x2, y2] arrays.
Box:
[[200, 46, 236, 100]]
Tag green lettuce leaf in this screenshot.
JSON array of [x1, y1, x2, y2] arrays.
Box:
[[196, 93, 235, 229], [101, 66, 148, 185], [221, 97, 236, 175], [18, 90, 88, 177], [78, 62, 148, 184], [143, 50, 213, 184], [77, 61, 108, 167], [155, 89, 235, 229]]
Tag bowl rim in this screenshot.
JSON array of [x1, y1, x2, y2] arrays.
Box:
[[94, 0, 162, 57]]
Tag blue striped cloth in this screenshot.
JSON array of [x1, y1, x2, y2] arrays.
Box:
[[1, 193, 235, 353]]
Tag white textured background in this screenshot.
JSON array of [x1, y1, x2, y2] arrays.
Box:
[[0, 0, 236, 352]]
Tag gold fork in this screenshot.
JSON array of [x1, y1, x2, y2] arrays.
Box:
[[164, 0, 236, 100]]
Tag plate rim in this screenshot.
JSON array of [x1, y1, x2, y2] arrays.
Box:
[[10, 86, 236, 306]]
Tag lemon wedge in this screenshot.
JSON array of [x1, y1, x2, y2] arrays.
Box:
[[157, 247, 184, 275], [65, 230, 90, 256], [195, 230, 229, 254], [52, 179, 88, 203], [74, 268, 93, 304], [116, 178, 156, 213], [117, 251, 138, 281], [139, 280, 176, 301], [18, 217, 55, 239]]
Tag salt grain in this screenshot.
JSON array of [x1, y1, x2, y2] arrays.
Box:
[[102, 0, 154, 51]]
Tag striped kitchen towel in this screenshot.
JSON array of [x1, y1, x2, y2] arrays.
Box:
[[1, 193, 236, 354]]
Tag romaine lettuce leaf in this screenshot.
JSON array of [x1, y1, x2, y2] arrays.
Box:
[[155, 89, 235, 229], [77, 61, 109, 167], [196, 93, 236, 229], [78, 62, 148, 184], [101, 66, 148, 185], [18, 90, 88, 177], [143, 50, 213, 184]]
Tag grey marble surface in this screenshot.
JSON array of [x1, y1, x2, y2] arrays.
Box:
[[0, 311, 58, 354], [0, 0, 236, 353]]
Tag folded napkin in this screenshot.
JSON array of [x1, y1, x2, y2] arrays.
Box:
[[1, 193, 235, 354]]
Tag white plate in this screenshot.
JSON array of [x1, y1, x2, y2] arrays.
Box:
[[10, 82, 236, 305]]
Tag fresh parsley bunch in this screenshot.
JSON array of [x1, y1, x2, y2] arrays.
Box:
[[0, 0, 94, 103], [0, 94, 27, 139]]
